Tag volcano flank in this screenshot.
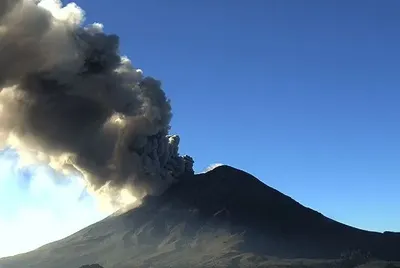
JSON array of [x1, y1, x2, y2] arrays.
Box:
[[0, 165, 399, 268]]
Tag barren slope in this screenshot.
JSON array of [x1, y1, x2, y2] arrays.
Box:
[[0, 165, 399, 268]]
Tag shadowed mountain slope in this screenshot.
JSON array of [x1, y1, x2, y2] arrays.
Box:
[[0, 165, 399, 268]]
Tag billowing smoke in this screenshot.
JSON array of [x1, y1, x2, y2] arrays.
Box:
[[0, 0, 194, 210]]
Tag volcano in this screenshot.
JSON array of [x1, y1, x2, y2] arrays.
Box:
[[0, 165, 399, 268]]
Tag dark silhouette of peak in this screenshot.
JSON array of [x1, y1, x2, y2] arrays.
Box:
[[134, 165, 399, 260], [1, 165, 399, 268]]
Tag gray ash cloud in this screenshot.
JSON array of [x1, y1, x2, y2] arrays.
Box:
[[0, 0, 194, 209]]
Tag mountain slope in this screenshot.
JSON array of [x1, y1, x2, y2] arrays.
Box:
[[0, 165, 399, 268]]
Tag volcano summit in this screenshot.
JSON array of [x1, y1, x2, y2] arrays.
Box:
[[0, 165, 399, 268]]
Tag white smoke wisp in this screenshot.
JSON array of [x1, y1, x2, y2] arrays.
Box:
[[0, 0, 194, 211], [201, 163, 224, 173]]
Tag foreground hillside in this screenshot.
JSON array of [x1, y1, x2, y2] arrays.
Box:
[[0, 166, 399, 268]]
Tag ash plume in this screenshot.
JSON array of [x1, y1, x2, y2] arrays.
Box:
[[0, 0, 194, 210]]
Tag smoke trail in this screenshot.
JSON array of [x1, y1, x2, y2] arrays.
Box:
[[0, 0, 194, 210]]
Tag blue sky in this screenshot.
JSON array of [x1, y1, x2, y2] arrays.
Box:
[[1, 0, 399, 257]]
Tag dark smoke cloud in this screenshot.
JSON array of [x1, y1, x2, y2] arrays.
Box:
[[0, 0, 194, 210]]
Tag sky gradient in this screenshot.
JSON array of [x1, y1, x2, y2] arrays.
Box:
[[0, 0, 399, 257]]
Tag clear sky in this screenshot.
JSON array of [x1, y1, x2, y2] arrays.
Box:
[[1, 0, 399, 258]]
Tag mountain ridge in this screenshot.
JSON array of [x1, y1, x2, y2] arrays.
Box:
[[0, 165, 399, 268]]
